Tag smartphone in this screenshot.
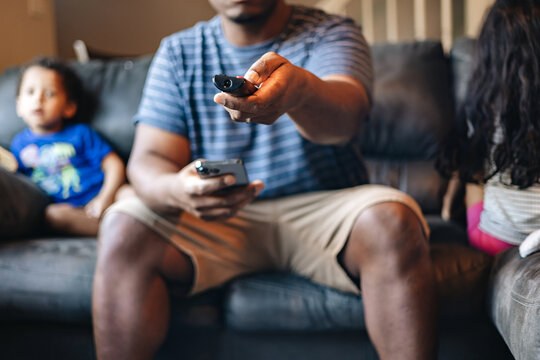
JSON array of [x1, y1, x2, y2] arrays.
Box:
[[195, 159, 249, 187], [213, 74, 258, 97]]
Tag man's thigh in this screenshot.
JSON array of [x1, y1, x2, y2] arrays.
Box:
[[99, 209, 194, 289], [271, 185, 429, 294], [106, 186, 428, 295], [105, 197, 278, 295]]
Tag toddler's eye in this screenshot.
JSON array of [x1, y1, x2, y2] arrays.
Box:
[[44, 90, 56, 98]]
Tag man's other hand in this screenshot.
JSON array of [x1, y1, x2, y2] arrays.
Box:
[[169, 160, 264, 221]]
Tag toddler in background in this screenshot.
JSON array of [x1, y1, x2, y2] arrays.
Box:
[[439, 0, 540, 257], [10, 57, 125, 236]]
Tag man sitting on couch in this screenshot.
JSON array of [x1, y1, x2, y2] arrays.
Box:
[[92, 1, 438, 359]]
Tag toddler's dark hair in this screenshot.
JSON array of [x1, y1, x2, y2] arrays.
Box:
[[17, 56, 84, 119]]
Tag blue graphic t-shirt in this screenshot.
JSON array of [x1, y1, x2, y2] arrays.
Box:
[[10, 123, 113, 206]]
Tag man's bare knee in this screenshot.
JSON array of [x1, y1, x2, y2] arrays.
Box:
[[97, 211, 158, 266], [342, 202, 428, 278], [357, 202, 425, 251], [98, 210, 194, 284]]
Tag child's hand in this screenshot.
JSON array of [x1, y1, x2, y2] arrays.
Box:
[[85, 195, 114, 219], [520, 230, 540, 258]]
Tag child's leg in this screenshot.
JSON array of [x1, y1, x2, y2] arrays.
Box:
[[441, 176, 461, 221], [467, 201, 514, 255], [114, 183, 137, 201], [45, 203, 99, 236]]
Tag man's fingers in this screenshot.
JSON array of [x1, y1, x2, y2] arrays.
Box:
[[192, 181, 264, 221], [214, 93, 260, 113], [214, 93, 252, 112], [224, 108, 281, 125], [216, 94, 282, 124], [185, 174, 236, 195], [192, 188, 251, 209], [244, 52, 289, 85]]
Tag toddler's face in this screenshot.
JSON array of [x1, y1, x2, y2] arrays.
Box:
[[16, 66, 77, 134]]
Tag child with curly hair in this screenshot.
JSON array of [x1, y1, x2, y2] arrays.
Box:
[[439, 0, 540, 257]]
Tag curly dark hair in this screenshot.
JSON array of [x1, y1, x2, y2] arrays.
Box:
[[438, 0, 540, 189], [17, 56, 84, 120]]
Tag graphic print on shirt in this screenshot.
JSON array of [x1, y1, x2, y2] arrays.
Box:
[[19, 142, 81, 198]]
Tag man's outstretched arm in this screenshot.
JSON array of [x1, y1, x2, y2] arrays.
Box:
[[214, 52, 370, 146]]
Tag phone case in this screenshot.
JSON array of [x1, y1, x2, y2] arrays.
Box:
[[195, 159, 249, 186]]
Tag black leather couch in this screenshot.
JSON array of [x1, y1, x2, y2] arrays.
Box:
[[1, 38, 537, 360]]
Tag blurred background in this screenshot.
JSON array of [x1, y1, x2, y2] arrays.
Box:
[[0, 0, 494, 73]]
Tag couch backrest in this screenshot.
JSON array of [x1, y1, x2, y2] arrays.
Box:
[[363, 41, 454, 214], [0, 67, 25, 150], [0, 40, 476, 215], [450, 37, 476, 112]]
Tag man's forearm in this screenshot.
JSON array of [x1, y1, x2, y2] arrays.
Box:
[[287, 72, 370, 146], [127, 153, 184, 215]]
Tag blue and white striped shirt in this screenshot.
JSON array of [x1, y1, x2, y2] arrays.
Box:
[[134, 6, 373, 198]]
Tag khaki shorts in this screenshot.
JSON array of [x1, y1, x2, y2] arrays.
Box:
[[107, 185, 429, 295]]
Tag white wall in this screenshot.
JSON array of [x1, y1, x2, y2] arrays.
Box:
[[0, 0, 57, 73]]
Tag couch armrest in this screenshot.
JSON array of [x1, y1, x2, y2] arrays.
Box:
[[0, 168, 50, 239], [488, 248, 540, 360]]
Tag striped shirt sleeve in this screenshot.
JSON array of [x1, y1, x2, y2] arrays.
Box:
[[304, 17, 374, 102], [133, 38, 187, 136]]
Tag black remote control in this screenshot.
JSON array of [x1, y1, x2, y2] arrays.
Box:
[[213, 74, 258, 97]]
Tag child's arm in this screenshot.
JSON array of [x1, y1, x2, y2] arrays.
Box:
[[0, 146, 18, 172], [465, 183, 484, 209], [85, 152, 125, 218]]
